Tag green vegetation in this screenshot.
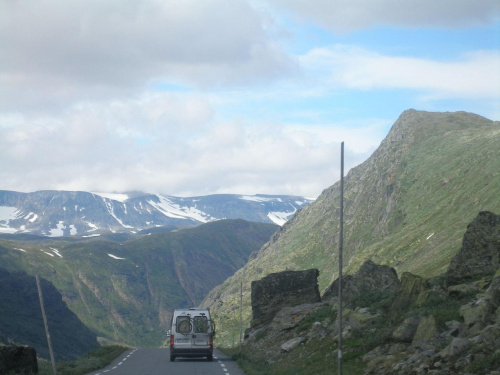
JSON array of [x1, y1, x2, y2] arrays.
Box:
[[38, 345, 128, 375], [0, 219, 277, 348], [297, 305, 333, 332]]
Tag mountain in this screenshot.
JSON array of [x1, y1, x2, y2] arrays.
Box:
[[0, 191, 313, 236], [0, 219, 278, 347], [0, 267, 98, 360], [201, 110, 500, 345]]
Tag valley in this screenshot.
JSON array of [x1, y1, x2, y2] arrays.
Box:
[[1, 109, 499, 374]]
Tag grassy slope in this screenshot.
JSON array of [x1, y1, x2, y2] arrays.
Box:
[[202, 110, 500, 346], [0, 219, 277, 347]]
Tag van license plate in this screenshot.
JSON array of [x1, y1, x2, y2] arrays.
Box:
[[176, 339, 188, 343]]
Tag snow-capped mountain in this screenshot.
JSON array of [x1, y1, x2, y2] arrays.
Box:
[[0, 190, 314, 237]]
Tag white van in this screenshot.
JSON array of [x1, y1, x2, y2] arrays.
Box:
[[169, 308, 216, 361]]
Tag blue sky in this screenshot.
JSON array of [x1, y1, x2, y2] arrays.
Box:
[[1, 0, 499, 198]]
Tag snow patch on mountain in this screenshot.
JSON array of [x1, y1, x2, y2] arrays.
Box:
[[49, 221, 77, 237], [108, 253, 126, 260], [149, 195, 213, 223], [92, 192, 130, 202], [0, 206, 20, 233], [268, 211, 295, 226], [50, 247, 63, 258], [104, 199, 133, 228], [240, 195, 282, 203]]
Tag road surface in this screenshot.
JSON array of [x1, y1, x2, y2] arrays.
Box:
[[86, 348, 246, 375]]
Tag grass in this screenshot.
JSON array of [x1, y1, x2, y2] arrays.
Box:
[[37, 345, 129, 375]]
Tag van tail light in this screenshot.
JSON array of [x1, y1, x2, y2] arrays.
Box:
[[209, 334, 213, 346], [170, 334, 174, 346]]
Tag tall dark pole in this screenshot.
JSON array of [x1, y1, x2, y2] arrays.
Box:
[[338, 142, 344, 375]]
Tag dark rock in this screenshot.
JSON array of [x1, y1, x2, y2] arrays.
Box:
[[412, 315, 438, 348], [280, 337, 306, 352], [0, 345, 38, 374], [322, 260, 401, 307], [392, 316, 422, 342], [438, 337, 471, 358], [389, 272, 428, 323], [447, 211, 500, 286], [250, 269, 321, 328], [270, 302, 326, 331]]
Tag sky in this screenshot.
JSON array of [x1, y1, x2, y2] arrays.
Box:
[[1, 0, 499, 198]]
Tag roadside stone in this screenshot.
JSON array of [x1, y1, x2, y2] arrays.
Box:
[[280, 337, 305, 352], [345, 307, 378, 330], [448, 283, 480, 297], [390, 272, 429, 323], [0, 346, 38, 375], [460, 296, 494, 330], [323, 260, 400, 306], [439, 337, 471, 358], [393, 316, 422, 342], [271, 302, 325, 331], [412, 315, 438, 348], [250, 269, 321, 328]]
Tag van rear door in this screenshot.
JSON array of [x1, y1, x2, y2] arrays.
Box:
[[174, 315, 192, 348], [192, 315, 210, 346]]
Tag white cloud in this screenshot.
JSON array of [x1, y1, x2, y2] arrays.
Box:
[[268, 0, 499, 32], [300, 45, 500, 99], [0, 0, 294, 113], [0, 88, 386, 197]]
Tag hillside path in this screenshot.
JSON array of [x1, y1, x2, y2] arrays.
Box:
[[85, 348, 245, 375]]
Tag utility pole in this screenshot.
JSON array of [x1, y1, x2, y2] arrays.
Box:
[[239, 281, 243, 354], [338, 142, 344, 375], [36, 275, 57, 375]]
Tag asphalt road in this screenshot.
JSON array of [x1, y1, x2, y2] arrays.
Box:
[[86, 348, 246, 375]]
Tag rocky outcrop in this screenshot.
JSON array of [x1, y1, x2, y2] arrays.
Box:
[[238, 212, 500, 374], [250, 269, 321, 328], [0, 346, 38, 374], [322, 260, 401, 307], [389, 272, 429, 322], [447, 211, 500, 285]]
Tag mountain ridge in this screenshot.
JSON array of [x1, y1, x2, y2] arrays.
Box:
[[0, 191, 313, 236]]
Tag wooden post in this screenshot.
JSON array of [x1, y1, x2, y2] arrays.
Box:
[[36, 275, 57, 375]]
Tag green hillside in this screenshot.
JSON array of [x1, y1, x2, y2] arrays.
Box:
[[201, 110, 500, 346], [0, 268, 98, 360], [0, 219, 278, 347]]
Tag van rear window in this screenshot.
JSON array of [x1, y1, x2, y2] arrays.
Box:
[[176, 316, 191, 334], [193, 316, 209, 333]]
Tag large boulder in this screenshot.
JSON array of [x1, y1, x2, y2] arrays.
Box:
[[411, 315, 438, 348], [250, 269, 321, 328], [389, 272, 428, 323], [322, 260, 400, 307], [392, 316, 422, 342], [0, 346, 38, 374], [447, 211, 500, 286]]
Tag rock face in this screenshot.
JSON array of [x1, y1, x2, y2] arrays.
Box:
[[389, 272, 429, 322], [322, 260, 401, 307], [0, 346, 38, 374], [447, 211, 500, 285], [250, 269, 321, 328]]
